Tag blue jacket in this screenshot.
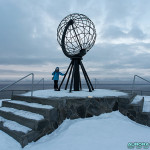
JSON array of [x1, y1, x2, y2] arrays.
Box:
[[52, 71, 64, 80]]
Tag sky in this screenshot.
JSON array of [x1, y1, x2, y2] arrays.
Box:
[[0, 0, 150, 82]]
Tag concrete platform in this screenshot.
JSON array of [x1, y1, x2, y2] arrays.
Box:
[[13, 90, 133, 120], [22, 89, 128, 98]]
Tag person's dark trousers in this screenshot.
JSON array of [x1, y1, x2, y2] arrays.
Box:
[[54, 80, 58, 90]]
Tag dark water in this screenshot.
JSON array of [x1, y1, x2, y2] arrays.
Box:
[[0, 84, 52, 99], [0, 83, 150, 99]]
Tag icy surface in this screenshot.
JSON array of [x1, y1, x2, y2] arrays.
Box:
[[131, 95, 150, 112], [0, 107, 44, 120], [0, 111, 150, 150], [22, 89, 127, 98], [8, 100, 53, 109], [131, 95, 143, 104], [0, 116, 31, 133]]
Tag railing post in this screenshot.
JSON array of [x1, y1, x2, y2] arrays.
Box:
[[31, 73, 34, 97], [95, 78, 96, 89], [0, 73, 35, 98], [132, 75, 150, 95], [12, 90, 14, 97], [43, 78, 44, 90], [132, 75, 136, 94]]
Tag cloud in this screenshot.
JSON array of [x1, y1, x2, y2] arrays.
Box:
[[102, 25, 126, 39], [0, 0, 150, 81], [129, 26, 147, 39], [102, 25, 147, 40]]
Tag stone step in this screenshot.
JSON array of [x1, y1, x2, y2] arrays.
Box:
[[12, 95, 64, 108], [143, 99, 150, 112], [123, 96, 144, 122], [2, 100, 58, 122], [0, 107, 48, 130], [129, 96, 144, 112], [0, 116, 44, 148], [118, 94, 137, 116]]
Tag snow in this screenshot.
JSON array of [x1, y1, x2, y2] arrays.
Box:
[[131, 95, 143, 104], [0, 116, 31, 133], [22, 89, 127, 98], [8, 100, 53, 109], [131, 95, 150, 112], [0, 107, 44, 120], [0, 111, 150, 150]]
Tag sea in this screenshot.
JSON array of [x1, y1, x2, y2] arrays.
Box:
[[1, 81, 150, 99]]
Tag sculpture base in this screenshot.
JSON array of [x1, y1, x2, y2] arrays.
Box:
[[58, 58, 94, 92]]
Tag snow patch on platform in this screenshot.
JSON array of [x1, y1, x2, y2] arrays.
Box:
[[22, 89, 127, 98]]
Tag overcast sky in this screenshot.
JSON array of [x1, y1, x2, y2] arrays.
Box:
[[0, 0, 150, 82]]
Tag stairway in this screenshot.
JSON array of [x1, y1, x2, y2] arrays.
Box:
[[126, 95, 150, 126], [0, 92, 150, 148], [0, 98, 58, 148]]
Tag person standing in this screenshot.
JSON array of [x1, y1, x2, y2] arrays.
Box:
[[52, 67, 65, 91]]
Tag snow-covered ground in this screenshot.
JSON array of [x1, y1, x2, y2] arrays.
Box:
[[0, 111, 150, 150], [22, 89, 127, 98]]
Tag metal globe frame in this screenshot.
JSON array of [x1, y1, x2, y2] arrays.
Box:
[[57, 13, 96, 92]]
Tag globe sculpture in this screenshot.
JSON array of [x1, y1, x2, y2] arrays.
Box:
[[57, 13, 96, 92]]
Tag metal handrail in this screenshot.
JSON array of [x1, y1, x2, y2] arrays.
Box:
[[0, 73, 34, 96], [132, 75, 150, 94], [34, 78, 44, 90]]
